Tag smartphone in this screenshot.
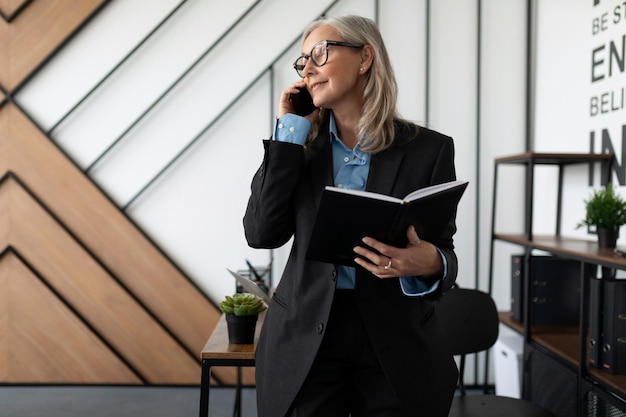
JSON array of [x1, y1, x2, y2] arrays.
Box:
[[289, 87, 316, 116]]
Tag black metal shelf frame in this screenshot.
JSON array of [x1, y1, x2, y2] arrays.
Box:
[[488, 153, 619, 417]]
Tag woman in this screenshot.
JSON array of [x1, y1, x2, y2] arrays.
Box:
[[244, 15, 459, 417]]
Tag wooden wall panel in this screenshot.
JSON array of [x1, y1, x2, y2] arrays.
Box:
[[0, 0, 102, 91], [0, 1, 28, 17], [1, 177, 200, 383], [2, 104, 221, 366], [0, 252, 141, 383], [0, 10, 7, 95], [0, 1, 252, 386]]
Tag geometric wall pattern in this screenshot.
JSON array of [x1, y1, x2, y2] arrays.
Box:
[[0, 0, 247, 385]]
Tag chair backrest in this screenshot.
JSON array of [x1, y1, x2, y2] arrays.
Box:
[[435, 286, 500, 356]]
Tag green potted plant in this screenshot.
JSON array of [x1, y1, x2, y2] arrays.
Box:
[[219, 292, 266, 344], [577, 183, 626, 248]]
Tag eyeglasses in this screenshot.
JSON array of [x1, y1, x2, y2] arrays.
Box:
[[293, 40, 363, 77]]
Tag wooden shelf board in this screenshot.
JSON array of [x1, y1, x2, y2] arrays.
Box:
[[494, 234, 626, 270], [587, 368, 626, 397], [492, 152, 623, 406], [495, 152, 613, 165], [499, 311, 626, 396]]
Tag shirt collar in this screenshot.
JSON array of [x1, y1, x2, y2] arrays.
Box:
[[328, 112, 367, 153], [329, 111, 339, 143]]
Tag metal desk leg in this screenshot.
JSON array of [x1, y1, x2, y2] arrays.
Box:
[[199, 359, 211, 417], [233, 366, 242, 417]]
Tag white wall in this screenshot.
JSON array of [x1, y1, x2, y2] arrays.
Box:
[[429, 0, 479, 292], [479, 0, 528, 315], [534, 0, 626, 250], [17, 0, 342, 299], [15, 0, 551, 319], [24, 0, 626, 390]]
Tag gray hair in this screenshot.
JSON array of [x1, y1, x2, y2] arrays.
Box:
[[303, 15, 400, 153]]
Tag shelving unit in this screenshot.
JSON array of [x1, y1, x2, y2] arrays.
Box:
[[488, 152, 625, 417]]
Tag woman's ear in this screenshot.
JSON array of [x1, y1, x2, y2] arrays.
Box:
[[360, 44, 374, 72]]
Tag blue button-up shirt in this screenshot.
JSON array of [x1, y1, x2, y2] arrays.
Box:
[[274, 113, 441, 296]]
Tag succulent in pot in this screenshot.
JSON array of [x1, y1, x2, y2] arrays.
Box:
[[219, 292, 267, 316], [219, 293, 266, 344]]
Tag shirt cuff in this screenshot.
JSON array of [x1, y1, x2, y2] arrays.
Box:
[[399, 246, 447, 297], [273, 114, 310, 145]]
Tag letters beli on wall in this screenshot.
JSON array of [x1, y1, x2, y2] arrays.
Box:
[[590, 0, 626, 185]]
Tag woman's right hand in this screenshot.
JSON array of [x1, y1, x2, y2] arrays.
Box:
[[278, 81, 319, 122]]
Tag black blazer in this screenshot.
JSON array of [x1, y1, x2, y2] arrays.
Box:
[[244, 117, 460, 417]]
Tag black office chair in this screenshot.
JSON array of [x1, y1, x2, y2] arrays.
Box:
[[435, 286, 557, 417]]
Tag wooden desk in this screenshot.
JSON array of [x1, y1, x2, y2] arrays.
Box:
[[199, 313, 262, 417]]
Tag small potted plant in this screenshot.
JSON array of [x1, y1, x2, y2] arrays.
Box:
[[577, 183, 626, 248], [219, 292, 266, 344]]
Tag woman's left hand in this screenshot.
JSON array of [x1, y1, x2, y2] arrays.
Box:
[[353, 225, 443, 279]]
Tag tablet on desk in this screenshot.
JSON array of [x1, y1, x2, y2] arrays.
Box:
[[227, 269, 272, 305]]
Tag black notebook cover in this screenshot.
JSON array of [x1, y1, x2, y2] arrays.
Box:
[[305, 180, 468, 266]]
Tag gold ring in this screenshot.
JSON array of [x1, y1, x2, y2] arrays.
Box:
[[384, 259, 392, 270]]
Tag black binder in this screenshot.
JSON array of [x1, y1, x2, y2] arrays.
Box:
[[511, 255, 593, 326], [601, 279, 626, 374], [588, 277, 603, 368]]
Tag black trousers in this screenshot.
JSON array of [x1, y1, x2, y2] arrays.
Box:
[[289, 290, 405, 417]]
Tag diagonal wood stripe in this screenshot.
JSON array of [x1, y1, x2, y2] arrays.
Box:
[[0, 0, 102, 91], [0, 250, 142, 383], [0, 0, 33, 23], [0, 0, 253, 386], [0, 17, 6, 91], [0, 103, 220, 356], [0, 103, 251, 385], [1, 178, 201, 383]]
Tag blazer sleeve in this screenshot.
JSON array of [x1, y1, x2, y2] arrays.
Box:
[[243, 139, 306, 249]]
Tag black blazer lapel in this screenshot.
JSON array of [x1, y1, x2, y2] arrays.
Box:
[[306, 130, 333, 207], [366, 146, 405, 196]]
